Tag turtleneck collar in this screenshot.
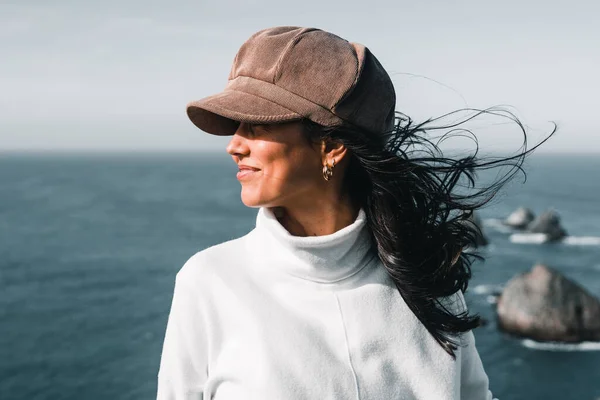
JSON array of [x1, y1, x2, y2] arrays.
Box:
[[252, 207, 376, 283]]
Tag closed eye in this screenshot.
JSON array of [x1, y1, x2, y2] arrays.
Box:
[[248, 123, 270, 137]]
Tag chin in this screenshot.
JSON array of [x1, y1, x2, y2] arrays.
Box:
[[240, 188, 281, 208], [241, 198, 261, 208], [240, 189, 264, 208]]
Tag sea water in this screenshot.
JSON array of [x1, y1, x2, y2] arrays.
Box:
[[0, 152, 598, 400]]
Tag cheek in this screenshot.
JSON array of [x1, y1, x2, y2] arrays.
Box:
[[274, 159, 317, 189], [258, 143, 319, 192]]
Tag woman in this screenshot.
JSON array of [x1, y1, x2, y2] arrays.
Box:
[[157, 26, 553, 399]]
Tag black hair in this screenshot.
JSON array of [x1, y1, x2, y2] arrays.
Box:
[[303, 108, 556, 358]]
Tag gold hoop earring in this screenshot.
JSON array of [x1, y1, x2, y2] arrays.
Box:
[[322, 159, 335, 181]]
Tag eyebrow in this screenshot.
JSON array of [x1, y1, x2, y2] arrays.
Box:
[[249, 123, 271, 133]]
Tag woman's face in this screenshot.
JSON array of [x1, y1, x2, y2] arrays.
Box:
[[226, 122, 324, 208]]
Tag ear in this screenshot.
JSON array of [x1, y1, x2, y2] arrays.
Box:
[[320, 139, 348, 165]]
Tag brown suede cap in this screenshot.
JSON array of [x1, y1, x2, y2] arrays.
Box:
[[187, 26, 396, 136]]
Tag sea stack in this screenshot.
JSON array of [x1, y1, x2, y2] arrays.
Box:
[[503, 207, 535, 229], [496, 264, 600, 342], [526, 209, 567, 242]]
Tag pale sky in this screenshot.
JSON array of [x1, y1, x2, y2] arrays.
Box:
[[1, 0, 598, 153]]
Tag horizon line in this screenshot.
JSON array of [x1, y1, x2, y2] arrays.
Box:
[[1, 148, 599, 156]]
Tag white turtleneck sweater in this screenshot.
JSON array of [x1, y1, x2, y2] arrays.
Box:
[[157, 208, 495, 400]]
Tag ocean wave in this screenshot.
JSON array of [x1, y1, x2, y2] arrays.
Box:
[[562, 236, 600, 246], [521, 339, 600, 351], [509, 233, 548, 244], [472, 284, 503, 295], [509, 233, 600, 246]]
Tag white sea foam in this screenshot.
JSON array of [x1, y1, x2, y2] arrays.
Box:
[[509, 233, 549, 244], [486, 295, 498, 304], [521, 339, 600, 352], [562, 236, 600, 246], [472, 284, 503, 295], [509, 234, 600, 246]]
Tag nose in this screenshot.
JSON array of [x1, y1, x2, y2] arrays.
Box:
[[226, 123, 250, 158]]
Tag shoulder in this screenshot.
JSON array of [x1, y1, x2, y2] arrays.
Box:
[[175, 231, 255, 287]]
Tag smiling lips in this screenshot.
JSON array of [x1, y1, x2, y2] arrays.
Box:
[[237, 165, 260, 180]]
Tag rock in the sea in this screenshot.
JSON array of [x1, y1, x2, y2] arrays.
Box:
[[503, 207, 535, 229], [497, 264, 600, 342], [526, 209, 567, 242]]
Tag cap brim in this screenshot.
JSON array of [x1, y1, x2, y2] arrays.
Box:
[[186, 89, 303, 136]]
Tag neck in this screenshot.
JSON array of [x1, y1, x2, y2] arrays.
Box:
[[253, 204, 375, 283], [270, 197, 359, 237]]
